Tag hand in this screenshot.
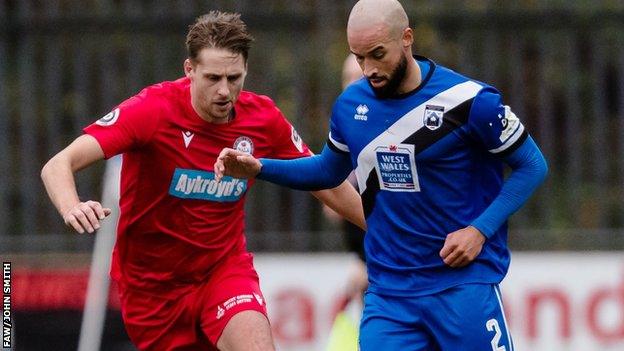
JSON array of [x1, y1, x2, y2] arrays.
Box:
[[439, 226, 486, 268], [62, 201, 112, 234], [214, 148, 262, 181], [345, 260, 368, 302]]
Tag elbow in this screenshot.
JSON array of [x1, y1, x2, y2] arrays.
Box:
[[537, 155, 549, 185], [326, 176, 346, 190], [41, 157, 55, 184], [41, 154, 66, 185]]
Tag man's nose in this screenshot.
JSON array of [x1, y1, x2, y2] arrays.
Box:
[[363, 59, 378, 77], [216, 79, 230, 97]]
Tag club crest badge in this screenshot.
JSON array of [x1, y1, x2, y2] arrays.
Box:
[[423, 105, 444, 131], [233, 136, 254, 155]]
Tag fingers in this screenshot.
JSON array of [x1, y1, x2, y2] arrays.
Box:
[[90, 201, 107, 220], [236, 154, 254, 165], [440, 244, 470, 268], [439, 239, 453, 258], [214, 148, 261, 181], [440, 240, 464, 268], [440, 227, 486, 268], [439, 233, 475, 268], [215, 148, 241, 181], [63, 201, 110, 234]]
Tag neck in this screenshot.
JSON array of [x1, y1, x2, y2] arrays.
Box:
[[398, 56, 421, 94]]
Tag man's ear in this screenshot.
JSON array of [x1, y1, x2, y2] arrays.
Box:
[[184, 58, 194, 77], [402, 27, 413, 48]]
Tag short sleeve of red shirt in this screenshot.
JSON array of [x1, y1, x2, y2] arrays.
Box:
[[83, 91, 161, 159], [267, 103, 312, 159]]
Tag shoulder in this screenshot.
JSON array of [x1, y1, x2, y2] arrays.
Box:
[[340, 78, 371, 101], [124, 78, 187, 112], [138, 77, 188, 104], [111, 79, 189, 128], [236, 90, 283, 121], [237, 90, 278, 109], [333, 78, 372, 113], [428, 63, 477, 92], [425, 63, 503, 111]]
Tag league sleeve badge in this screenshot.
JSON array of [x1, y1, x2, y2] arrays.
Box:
[[290, 126, 304, 153], [95, 108, 120, 126]]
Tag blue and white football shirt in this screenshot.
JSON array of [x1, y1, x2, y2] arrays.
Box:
[[327, 56, 527, 296]]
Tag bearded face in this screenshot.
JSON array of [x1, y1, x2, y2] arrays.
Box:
[[368, 53, 408, 99]]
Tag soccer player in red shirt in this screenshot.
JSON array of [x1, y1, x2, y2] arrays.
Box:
[[41, 11, 364, 351]]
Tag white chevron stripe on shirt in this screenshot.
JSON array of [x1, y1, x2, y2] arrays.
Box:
[[354, 80, 483, 193]]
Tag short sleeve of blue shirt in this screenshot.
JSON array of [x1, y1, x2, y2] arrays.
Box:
[[468, 87, 528, 157]]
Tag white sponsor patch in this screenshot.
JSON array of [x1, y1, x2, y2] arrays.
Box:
[[95, 108, 120, 126], [374, 144, 420, 192]]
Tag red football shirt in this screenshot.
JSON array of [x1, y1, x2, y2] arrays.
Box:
[[84, 77, 310, 297]]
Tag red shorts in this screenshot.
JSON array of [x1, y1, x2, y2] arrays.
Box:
[[119, 253, 268, 351]]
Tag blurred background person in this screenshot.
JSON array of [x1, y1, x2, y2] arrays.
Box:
[[323, 53, 368, 306], [323, 54, 367, 351]]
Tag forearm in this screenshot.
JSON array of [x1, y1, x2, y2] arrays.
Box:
[[41, 154, 82, 216], [471, 136, 548, 238], [41, 134, 106, 216], [258, 144, 353, 191], [312, 180, 366, 230]]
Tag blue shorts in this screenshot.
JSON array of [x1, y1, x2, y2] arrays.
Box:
[[359, 283, 513, 351]]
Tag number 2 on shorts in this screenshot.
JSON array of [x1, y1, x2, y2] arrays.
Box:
[[486, 318, 506, 351]]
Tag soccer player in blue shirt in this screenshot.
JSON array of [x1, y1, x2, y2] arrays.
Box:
[[215, 0, 548, 350]]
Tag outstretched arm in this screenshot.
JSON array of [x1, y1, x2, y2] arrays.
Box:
[[215, 144, 365, 229], [439, 136, 548, 267], [41, 134, 112, 234], [215, 144, 354, 191]]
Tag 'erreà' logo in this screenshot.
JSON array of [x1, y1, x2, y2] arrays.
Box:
[[169, 169, 247, 202]]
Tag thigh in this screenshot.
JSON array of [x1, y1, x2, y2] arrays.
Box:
[[359, 291, 439, 351], [217, 310, 273, 351], [422, 284, 514, 351], [119, 287, 214, 351], [198, 253, 270, 349]]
